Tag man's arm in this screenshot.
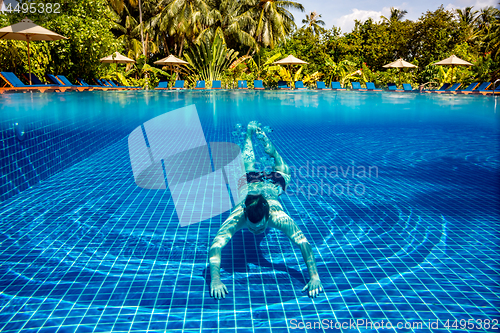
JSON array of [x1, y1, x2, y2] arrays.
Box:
[[209, 209, 243, 299], [271, 212, 322, 297]]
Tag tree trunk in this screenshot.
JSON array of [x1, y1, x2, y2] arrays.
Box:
[[164, 33, 170, 55], [178, 35, 185, 57], [138, 0, 145, 56]]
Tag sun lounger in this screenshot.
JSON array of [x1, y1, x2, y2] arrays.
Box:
[[316, 81, 327, 90], [387, 83, 400, 91], [388, 83, 411, 92], [155, 81, 169, 90], [458, 82, 491, 94], [56, 75, 91, 91], [77, 78, 108, 90], [481, 84, 500, 95], [93, 78, 107, 86], [294, 81, 306, 89], [436, 83, 462, 94], [46, 74, 82, 92], [402, 83, 416, 92], [22, 73, 45, 85], [91, 78, 119, 90], [365, 82, 382, 91], [253, 80, 264, 90], [351, 82, 366, 91], [171, 80, 185, 90], [238, 80, 248, 89], [212, 80, 222, 89], [101, 79, 129, 90], [0, 71, 61, 93], [422, 83, 451, 93], [278, 81, 290, 90], [331, 82, 346, 90], [459, 82, 479, 92], [195, 80, 205, 89]]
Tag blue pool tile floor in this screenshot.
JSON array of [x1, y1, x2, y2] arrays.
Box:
[[0, 93, 499, 332]]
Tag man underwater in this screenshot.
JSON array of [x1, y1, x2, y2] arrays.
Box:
[[209, 121, 322, 299]]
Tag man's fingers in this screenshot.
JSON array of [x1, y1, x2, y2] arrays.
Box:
[[223, 285, 228, 294], [302, 285, 308, 292]]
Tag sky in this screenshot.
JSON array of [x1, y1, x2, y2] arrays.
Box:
[[1, 0, 499, 33], [289, 0, 499, 33]]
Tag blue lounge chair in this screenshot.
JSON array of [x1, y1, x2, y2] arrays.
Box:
[[96, 78, 127, 90], [172, 80, 185, 90], [473, 82, 491, 91], [294, 81, 306, 89], [195, 80, 205, 89], [402, 83, 416, 92], [351, 82, 365, 90], [155, 81, 169, 90], [459, 82, 491, 94], [278, 81, 290, 89], [238, 80, 248, 89], [424, 83, 451, 93], [46, 74, 84, 92], [93, 78, 107, 86], [443, 83, 462, 92], [365, 82, 382, 91], [56, 75, 91, 91], [438, 83, 451, 91], [460, 82, 479, 92], [387, 83, 400, 91], [212, 80, 221, 89], [253, 80, 264, 90], [316, 81, 327, 90], [78, 78, 107, 89], [437, 82, 463, 94], [22, 73, 45, 85], [331, 82, 346, 90], [481, 84, 500, 95], [0, 72, 61, 93], [100, 79, 127, 89]]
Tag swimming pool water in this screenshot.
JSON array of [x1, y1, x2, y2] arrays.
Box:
[[0, 90, 498, 332]]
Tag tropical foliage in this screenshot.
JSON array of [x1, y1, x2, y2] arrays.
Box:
[[0, 0, 499, 89]]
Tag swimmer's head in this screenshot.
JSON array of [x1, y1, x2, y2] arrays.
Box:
[[244, 194, 269, 224]]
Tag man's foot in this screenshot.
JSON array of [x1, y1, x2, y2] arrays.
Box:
[[256, 128, 275, 155], [246, 120, 261, 137]]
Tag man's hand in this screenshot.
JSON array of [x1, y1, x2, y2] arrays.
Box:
[[302, 278, 322, 298], [211, 280, 229, 299]]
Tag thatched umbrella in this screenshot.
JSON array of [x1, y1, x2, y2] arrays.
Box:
[[431, 55, 473, 83], [383, 58, 417, 87], [0, 18, 68, 84], [273, 55, 308, 87], [154, 54, 189, 80], [100, 52, 135, 64]]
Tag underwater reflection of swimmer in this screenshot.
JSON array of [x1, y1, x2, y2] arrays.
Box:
[[209, 121, 322, 299]]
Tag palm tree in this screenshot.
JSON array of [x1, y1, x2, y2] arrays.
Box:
[[249, 0, 304, 49], [150, 0, 212, 57], [109, 0, 146, 56], [301, 11, 325, 36], [381, 7, 408, 25], [457, 6, 480, 43], [109, 0, 159, 60], [457, 6, 479, 25], [196, 0, 257, 51]]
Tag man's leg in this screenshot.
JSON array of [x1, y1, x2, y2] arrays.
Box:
[[256, 129, 290, 176], [242, 121, 259, 173]]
